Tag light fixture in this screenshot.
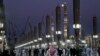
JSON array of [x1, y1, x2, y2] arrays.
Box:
[[34, 40, 38, 42], [81, 40, 86, 43], [0, 23, 4, 28], [52, 42, 57, 45], [73, 24, 81, 29], [15, 41, 33, 48], [93, 35, 98, 38], [61, 42, 65, 46], [66, 39, 71, 43], [61, 4, 64, 7], [46, 35, 51, 38], [38, 38, 42, 41], [56, 31, 62, 34], [0, 37, 2, 40]]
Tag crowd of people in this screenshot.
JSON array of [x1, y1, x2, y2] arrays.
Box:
[[0, 50, 15, 56], [15, 45, 100, 56]]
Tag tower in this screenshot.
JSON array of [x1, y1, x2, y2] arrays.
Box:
[[92, 16, 98, 47], [56, 4, 61, 31], [73, 0, 81, 45], [46, 15, 50, 36], [55, 4, 61, 47], [38, 22, 42, 38], [63, 2, 69, 40], [0, 0, 6, 51]]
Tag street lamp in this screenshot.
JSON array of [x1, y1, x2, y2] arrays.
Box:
[[66, 39, 71, 47], [93, 35, 98, 47], [56, 31, 62, 47]]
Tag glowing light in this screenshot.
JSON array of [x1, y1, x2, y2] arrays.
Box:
[[73, 24, 81, 29], [36, 44, 39, 48], [66, 40, 71, 43], [1, 31, 5, 33], [15, 41, 33, 48], [34, 40, 38, 42], [0, 37, 2, 40], [51, 27, 54, 31], [62, 42, 65, 46], [56, 31, 62, 34], [32, 45, 35, 48], [46, 35, 51, 38], [0, 23, 4, 28], [38, 38, 42, 41], [64, 29, 67, 31], [93, 35, 98, 38], [61, 4, 64, 7], [52, 42, 57, 45], [81, 40, 86, 43]]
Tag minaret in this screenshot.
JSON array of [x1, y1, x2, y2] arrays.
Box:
[[51, 16, 55, 42], [55, 4, 61, 47], [38, 22, 42, 47], [56, 4, 61, 31], [92, 16, 97, 47], [0, 0, 6, 51], [93, 16, 97, 35], [46, 15, 51, 36], [63, 2, 69, 40], [38, 22, 42, 38], [73, 0, 81, 45]]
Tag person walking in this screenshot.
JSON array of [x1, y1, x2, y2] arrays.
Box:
[[98, 47, 100, 56], [45, 45, 57, 56]]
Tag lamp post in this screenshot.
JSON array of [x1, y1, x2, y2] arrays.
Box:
[[38, 38, 42, 48], [34, 39, 37, 48], [46, 35, 51, 47], [73, 24, 81, 47], [93, 35, 98, 47], [56, 31, 62, 47]]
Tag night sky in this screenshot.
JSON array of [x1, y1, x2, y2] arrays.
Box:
[[3, 0, 100, 37]]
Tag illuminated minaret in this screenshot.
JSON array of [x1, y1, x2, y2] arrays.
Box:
[[63, 2, 69, 40], [73, 0, 81, 44]]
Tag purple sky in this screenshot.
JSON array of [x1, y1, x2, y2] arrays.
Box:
[[4, 0, 100, 36]]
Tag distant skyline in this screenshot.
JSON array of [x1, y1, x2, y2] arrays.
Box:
[[3, 0, 100, 37]]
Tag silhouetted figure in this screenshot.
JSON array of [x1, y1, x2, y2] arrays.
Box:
[[29, 49, 31, 56], [76, 47, 82, 56], [57, 48, 63, 56], [34, 48, 39, 56], [10, 50, 15, 56], [2, 50, 10, 56], [70, 48, 76, 56], [98, 47, 100, 56]]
